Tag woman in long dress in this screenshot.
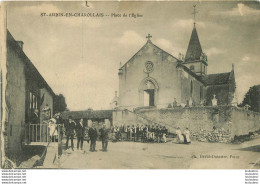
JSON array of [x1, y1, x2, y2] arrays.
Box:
[[176, 127, 184, 143], [48, 118, 58, 142], [184, 128, 191, 144]]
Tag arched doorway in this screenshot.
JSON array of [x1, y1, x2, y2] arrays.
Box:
[[139, 77, 159, 107], [144, 80, 155, 106]]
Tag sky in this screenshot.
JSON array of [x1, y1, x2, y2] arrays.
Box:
[[5, 1, 260, 110]]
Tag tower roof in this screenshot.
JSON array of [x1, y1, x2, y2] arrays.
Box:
[[184, 26, 203, 62]]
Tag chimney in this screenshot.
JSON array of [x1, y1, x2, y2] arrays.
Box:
[[17, 41, 24, 50]]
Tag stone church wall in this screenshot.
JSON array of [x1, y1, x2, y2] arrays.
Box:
[[119, 42, 181, 110], [180, 69, 204, 105]]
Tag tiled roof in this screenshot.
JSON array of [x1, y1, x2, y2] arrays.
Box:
[[184, 26, 203, 63], [205, 72, 231, 86], [61, 110, 113, 120]]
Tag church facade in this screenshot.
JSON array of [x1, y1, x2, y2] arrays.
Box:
[[118, 26, 236, 110]]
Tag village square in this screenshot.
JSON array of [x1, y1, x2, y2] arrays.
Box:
[[1, 1, 260, 169]]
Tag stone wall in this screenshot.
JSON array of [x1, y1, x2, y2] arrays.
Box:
[[112, 110, 150, 127], [113, 106, 260, 143], [231, 108, 260, 137], [179, 68, 204, 106], [136, 106, 232, 133]]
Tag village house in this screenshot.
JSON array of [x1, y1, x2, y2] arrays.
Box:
[[2, 30, 56, 159]]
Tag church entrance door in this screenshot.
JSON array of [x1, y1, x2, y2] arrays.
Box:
[[139, 77, 158, 107], [144, 89, 155, 106]]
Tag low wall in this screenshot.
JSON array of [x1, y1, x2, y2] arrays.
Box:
[[112, 110, 150, 126], [113, 106, 260, 143], [231, 108, 260, 137]]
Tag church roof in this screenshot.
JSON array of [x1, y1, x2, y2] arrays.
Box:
[[176, 61, 206, 85], [119, 40, 178, 70], [184, 26, 203, 63], [205, 72, 231, 86]]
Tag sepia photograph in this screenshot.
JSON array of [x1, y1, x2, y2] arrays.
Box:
[[1, 1, 260, 170]]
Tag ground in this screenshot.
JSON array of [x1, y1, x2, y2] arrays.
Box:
[[54, 138, 260, 169]]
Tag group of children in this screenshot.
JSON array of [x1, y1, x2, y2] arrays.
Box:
[[111, 124, 168, 143]]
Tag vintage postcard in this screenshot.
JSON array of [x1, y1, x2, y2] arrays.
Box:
[[1, 1, 260, 170]]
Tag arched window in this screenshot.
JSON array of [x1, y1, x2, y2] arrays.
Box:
[[190, 80, 193, 97], [190, 65, 195, 71]]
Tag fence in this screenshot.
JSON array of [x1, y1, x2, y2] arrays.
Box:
[[24, 124, 63, 143]]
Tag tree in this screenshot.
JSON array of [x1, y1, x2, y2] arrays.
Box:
[[53, 94, 68, 113], [239, 85, 260, 112]]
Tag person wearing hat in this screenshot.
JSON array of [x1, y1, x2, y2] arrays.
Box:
[[30, 109, 39, 124], [88, 124, 98, 152], [162, 126, 168, 143], [131, 125, 136, 142], [64, 116, 76, 151], [76, 118, 86, 150], [99, 124, 109, 151]]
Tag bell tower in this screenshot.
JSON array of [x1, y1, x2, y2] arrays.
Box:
[[183, 5, 208, 76]]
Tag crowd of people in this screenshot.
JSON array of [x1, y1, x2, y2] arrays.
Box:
[[45, 114, 191, 153], [63, 116, 109, 152], [111, 124, 168, 143]]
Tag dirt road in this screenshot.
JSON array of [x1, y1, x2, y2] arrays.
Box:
[[57, 138, 260, 169]]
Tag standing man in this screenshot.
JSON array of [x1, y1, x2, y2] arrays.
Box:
[[100, 124, 109, 152], [162, 126, 168, 143], [64, 116, 76, 151], [155, 126, 159, 143], [126, 125, 131, 141], [151, 125, 155, 141], [30, 109, 40, 124], [132, 125, 136, 142], [76, 119, 85, 150], [88, 124, 98, 152], [136, 124, 140, 141]]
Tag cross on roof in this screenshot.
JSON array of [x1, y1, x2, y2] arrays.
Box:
[[192, 4, 198, 26], [146, 33, 152, 40]]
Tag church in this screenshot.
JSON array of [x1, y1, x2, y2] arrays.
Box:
[[117, 24, 236, 110]]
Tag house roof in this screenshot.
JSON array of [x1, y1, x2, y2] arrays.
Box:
[[7, 30, 55, 96], [205, 72, 231, 86], [61, 110, 113, 120], [184, 26, 203, 63], [119, 39, 178, 70]]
